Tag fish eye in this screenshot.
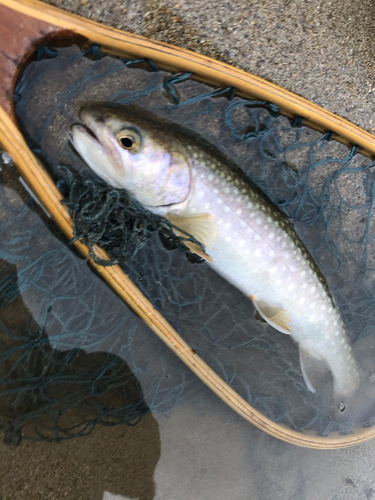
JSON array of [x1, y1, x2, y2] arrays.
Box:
[[119, 135, 134, 148], [116, 129, 141, 152]]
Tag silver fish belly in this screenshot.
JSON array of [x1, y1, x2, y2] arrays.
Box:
[[167, 143, 360, 398]]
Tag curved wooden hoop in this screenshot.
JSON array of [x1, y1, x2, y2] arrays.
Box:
[[1, 0, 375, 449]]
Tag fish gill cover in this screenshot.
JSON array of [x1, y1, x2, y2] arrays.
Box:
[[2, 43, 375, 443]]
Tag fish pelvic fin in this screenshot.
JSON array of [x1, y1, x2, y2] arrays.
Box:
[[249, 295, 291, 334], [166, 213, 218, 262], [299, 346, 318, 393]]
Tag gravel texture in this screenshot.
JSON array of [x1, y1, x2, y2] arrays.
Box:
[[43, 0, 375, 131]]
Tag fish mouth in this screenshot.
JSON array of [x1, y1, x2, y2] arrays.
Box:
[[72, 123, 99, 142], [69, 122, 124, 189], [70, 109, 126, 180]]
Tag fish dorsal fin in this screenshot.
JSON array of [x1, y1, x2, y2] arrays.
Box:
[[299, 346, 319, 393], [166, 213, 218, 262], [249, 295, 291, 334]]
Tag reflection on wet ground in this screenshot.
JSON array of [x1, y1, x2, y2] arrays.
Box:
[[0, 152, 165, 499]]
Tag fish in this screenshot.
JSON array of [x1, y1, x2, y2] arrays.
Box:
[[70, 106, 360, 400]]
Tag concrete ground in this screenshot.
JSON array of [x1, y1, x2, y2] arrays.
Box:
[[3, 0, 375, 499]]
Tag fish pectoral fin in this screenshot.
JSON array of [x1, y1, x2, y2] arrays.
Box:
[[177, 236, 213, 262], [166, 213, 218, 249], [166, 213, 218, 262], [249, 296, 291, 334], [299, 346, 320, 393]]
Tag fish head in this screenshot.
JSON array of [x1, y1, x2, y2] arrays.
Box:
[[70, 107, 191, 209]]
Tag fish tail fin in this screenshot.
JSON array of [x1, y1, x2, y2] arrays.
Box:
[[330, 351, 360, 398]]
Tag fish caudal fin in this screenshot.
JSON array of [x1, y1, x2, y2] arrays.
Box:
[[249, 296, 291, 334]]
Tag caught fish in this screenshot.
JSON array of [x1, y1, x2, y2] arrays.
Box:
[[70, 106, 360, 399]]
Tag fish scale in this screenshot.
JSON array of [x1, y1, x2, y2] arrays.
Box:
[[71, 107, 360, 400]]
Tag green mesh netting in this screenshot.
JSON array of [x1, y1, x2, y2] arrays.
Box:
[[4, 42, 375, 443]]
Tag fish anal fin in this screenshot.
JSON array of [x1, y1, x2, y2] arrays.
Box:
[[299, 346, 320, 393], [249, 295, 291, 334]]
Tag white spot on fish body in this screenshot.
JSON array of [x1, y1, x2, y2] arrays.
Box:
[[239, 240, 245, 247], [213, 189, 218, 194], [224, 222, 231, 230], [225, 236, 231, 243], [267, 217, 272, 223], [269, 232, 275, 239], [225, 206, 230, 213], [247, 202, 253, 208], [288, 284, 295, 292], [256, 218, 262, 225], [254, 234, 261, 241], [204, 203, 210, 209], [254, 249, 262, 257], [224, 187, 230, 194], [240, 221, 246, 228], [236, 209, 242, 215], [299, 298, 305, 305], [208, 174, 214, 181], [276, 279, 282, 285]]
